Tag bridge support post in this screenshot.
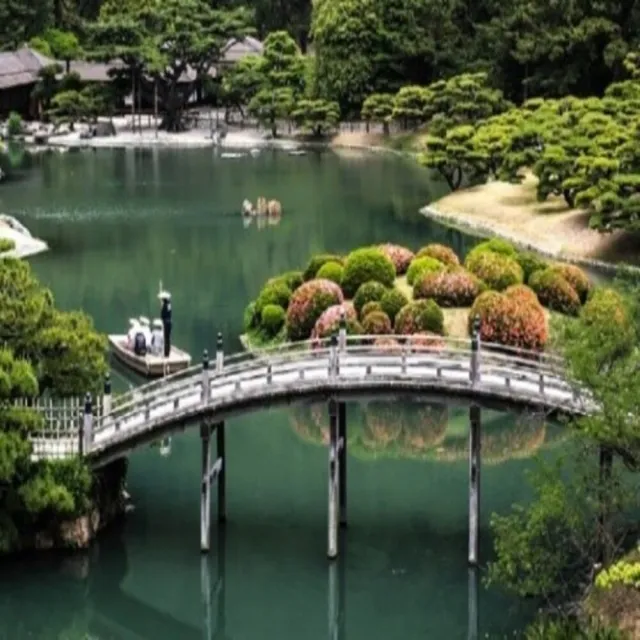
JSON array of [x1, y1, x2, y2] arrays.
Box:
[[470, 316, 481, 384], [215, 333, 224, 373], [338, 310, 347, 352], [80, 392, 92, 457], [328, 399, 339, 559], [103, 373, 112, 417], [338, 402, 347, 528], [468, 567, 478, 640], [216, 422, 226, 523], [202, 350, 210, 404], [468, 404, 481, 566], [200, 422, 212, 552]]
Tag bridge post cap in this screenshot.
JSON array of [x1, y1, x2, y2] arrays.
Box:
[[472, 315, 481, 333], [330, 332, 338, 346], [104, 372, 111, 392], [339, 308, 346, 325], [84, 392, 92, 410], [202, 349, 209, 368], [216, 332, 222, 343]]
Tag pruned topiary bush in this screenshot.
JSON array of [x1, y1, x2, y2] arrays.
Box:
[[312, 302, 359, 339], [316, 261, 344, 285], [342, 247, 395, 296], [378, 243, 415, 275], [380, 289, 409, 323], [244, 302, 259, 331], [516, 251, 548, 282], [413, 267, 483, 307], [504, 284, 539, 306], [464, 251, 524, 291], [394, 300, 444, 335], [303, 254, 344, 281], [353, 281, 388, 316], [362, 310, 392, 335], [415, 243, 460, 266], [361, 301, 383, 319], [579, 287, 634, 354], [406, 256, 444, 286], [255, 281, 291, 314], [466, 238, 517, 262], [268, 270, 304, 292], [529, 268, 581, 316], [261, 304, 286, 337], [469, 290, 548, 351], [286, 279, 344, 340], [548, 263, 591, 303]]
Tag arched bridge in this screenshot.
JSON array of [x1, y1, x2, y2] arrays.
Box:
[[27, 333, 590, 466]]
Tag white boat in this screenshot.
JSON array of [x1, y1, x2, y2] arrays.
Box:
[[220, 152, 245, 159], [288, 149, 307, 156], [108, 335, 191, 378]]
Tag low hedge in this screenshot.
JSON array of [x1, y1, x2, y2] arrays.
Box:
[[380, 289, 409, 323], [394, 299, 444, 335], [255, 281, 291, 314], [286, 279, 344, 340], [406, 256, 444, 286], [316, 261, 344, 285], [303, 254, 344, 281], [378, 243, 415, 275], [548, 263, 591, 303], [362, 310, 392, 335], [415, 243, 460, 266], [353, 281, 388, 316], [261, 304, 286, 337], [529, 268, 581, 316], [413, 267, 483, 307], [342, 247, 396, 297], [465, 251, 524, 291]]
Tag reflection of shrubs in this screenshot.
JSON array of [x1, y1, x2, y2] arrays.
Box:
[[465, 252, 524, 291], [406, 256, 444, 286], [469, 291, 548, 350], [342, 247, 396, 296], [380, 289, 409, 323], [416, 243, 460, 266], [516, 251, 548, 281], [316, 261, 344, 285], [353, 281, 388, 315], [414, 268, 483, 307], [362, 311, 392, 334], [394, 300, 444, 335], [255, 281, 291, 314], [548, 263, 591, 303], [286, 279, 344, 340], [529, 268, 581, 315], [261, 304, 286, 336], [466, 238, 517, 261], [378, 243, 415, 274], [312, 303, 359, 339], [303, 254, 343, 281], [361, 301, 383, 318]]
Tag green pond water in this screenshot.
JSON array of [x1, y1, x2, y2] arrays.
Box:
[[0, 147, 566, 639]]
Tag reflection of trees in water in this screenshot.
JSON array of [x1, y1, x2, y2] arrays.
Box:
[[290, 402, 568, 464], [290, 400, 448, 460]]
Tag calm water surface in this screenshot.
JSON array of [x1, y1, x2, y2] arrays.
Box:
[[0, 148, 563, 639]]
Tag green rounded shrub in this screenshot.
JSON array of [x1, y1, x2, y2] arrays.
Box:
[[362, 310, 392, 335], [414, 268, 483, 307], [466, 238, 517, 262], [581, 288, 634, 352], [361, 301, 383, 319], [342, 247, 396, 297], [406, 256, 445, 286], [394, 300, 444, 335], [316, 261, 344, 285], [415, 243, 460, 266], [261, 304, 286, 337], [465, 251, 524, 291], [548, 263, 591, 303], [516, 251, 548, 282], [269, 270, 304, 291], [529, 268, 580, 315], [243, 302, 259, 331], [380, 289, 409, 323], [303, 254, 344, 281], [353, 281, 388, 316], [255, 281, 291, 314]]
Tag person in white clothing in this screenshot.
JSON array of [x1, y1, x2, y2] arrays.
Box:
[[127, 319, 140, 348], [138, 316, 152, 347], [151, 319, 164, 356]]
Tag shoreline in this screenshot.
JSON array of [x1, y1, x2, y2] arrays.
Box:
[[0, 220, 48, 259]]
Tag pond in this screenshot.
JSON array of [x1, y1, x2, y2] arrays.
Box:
[[0, 147, 565, 638]]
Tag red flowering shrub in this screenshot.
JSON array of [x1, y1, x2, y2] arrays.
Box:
[[529, 268, 581, 316], [394, 299, 444, 335], [504, 284, 539, 306], [378, 243, 415, 275], [415, 243, 460, 266], [469, 291, 548, 351], [413, 268, 483, 307], [286, 279, 344, 340], [548, 263, 591, 303], [406, 256, 445, 286], [312, 302, 357, 339], [362, 310, 392, 335], [464, 251, 524, 291], [408, 332, 446, 353]]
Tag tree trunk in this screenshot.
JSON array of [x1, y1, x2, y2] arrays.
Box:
[[563, 188, 575, 208]]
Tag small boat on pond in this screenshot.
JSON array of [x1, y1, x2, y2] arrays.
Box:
[[108, 286, 192, 378]]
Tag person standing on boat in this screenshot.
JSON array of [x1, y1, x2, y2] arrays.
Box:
[[151, 319, 164, 356], [159, 291, 172, 358]]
